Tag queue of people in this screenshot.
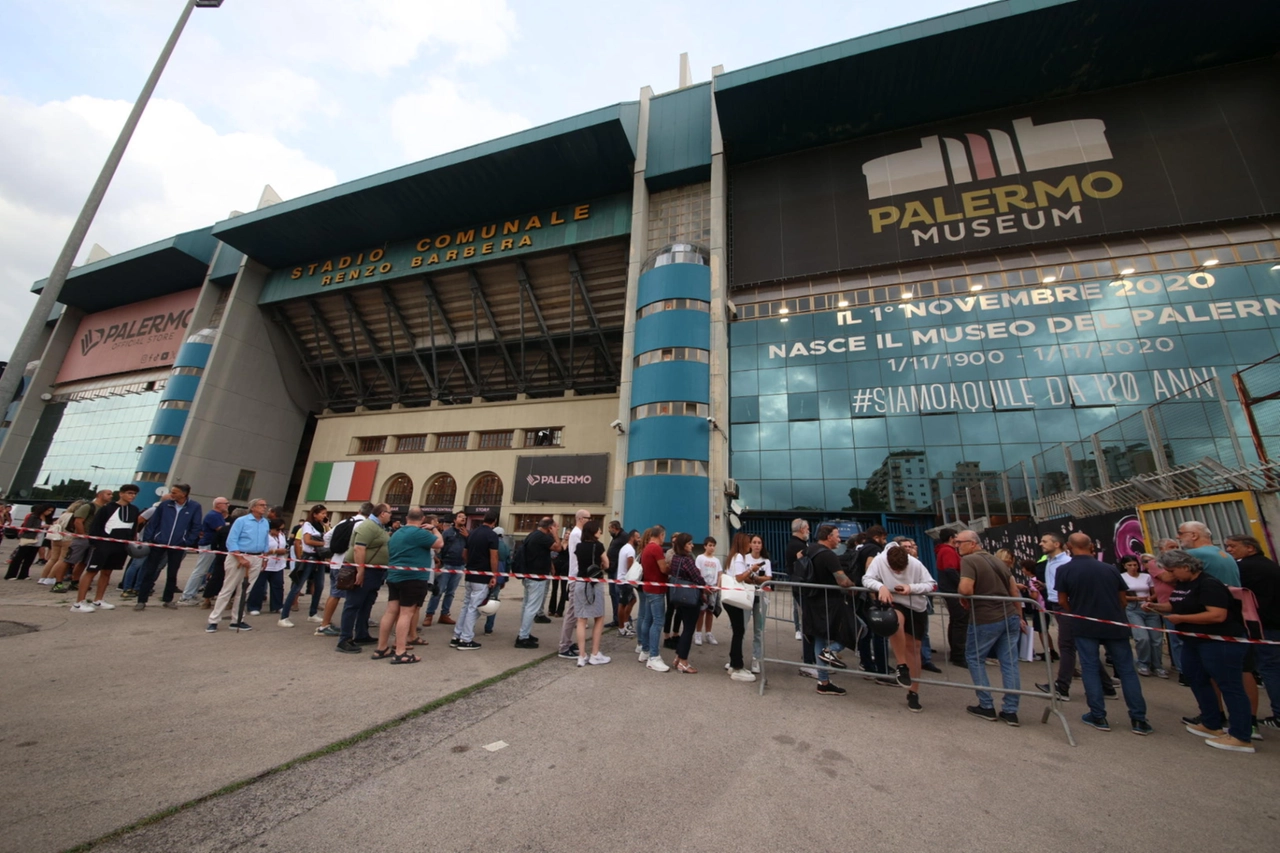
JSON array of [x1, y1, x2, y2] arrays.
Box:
[[5, 491, 1278, 753]]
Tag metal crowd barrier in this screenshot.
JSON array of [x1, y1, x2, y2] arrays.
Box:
[[754, 577, 1075, 746]]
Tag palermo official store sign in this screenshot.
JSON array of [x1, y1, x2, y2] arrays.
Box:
[[513, 454, 609, 504], [259, 193, 631, 304]]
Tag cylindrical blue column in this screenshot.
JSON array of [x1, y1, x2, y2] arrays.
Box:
[[136, 329, 215, 481], [623, 244, 711, 539]]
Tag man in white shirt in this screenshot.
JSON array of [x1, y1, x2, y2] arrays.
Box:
[[615, 530, 640, 636], [557, 509, 591, 659], [312, 503, 371, 636]]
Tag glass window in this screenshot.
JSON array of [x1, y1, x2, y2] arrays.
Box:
[[524, 427, 563, 447], [435, 433, 468, 451], [469, 473, 503, 505], [29, 388, 162, 499], [396, 435, 427, 452], [634, 347, 710, 368], [636, 298, 711, 320], [384, 474, 413, 505], [424, 475, 457, 505], [233, 469, 255, 502], [356, 436, 386, 454], [479, 431, 513, 449]]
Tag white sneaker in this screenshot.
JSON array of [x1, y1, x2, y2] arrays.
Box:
[[72, 601, 95, 613], [730, 669, 757, 682], [589, 652, 611, 665], [249, 610, 261, 616], [796, 631, 803, 641], [578, 656, 588, 667], [93, 600, 115, 610], [725, 661, 733, 670], [638, 651, 650, 663], [37, 578, 54, 585], [707, 633, 719, 645], [799, 667, 819, 679], [307, 615, 323, 623], [646, 657, 671, 672], [278, 618, 294, 628], [635, 643, 644, 654], [751, 661, 761, 673], [694, 632, 703, 646]]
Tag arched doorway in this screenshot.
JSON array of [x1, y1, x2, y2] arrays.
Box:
[[383, 473, 413, 507]]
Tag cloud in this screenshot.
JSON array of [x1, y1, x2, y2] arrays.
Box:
[[0, 93, 338, 359], [389, 77, 532, 162]]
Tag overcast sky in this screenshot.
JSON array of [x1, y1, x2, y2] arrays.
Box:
[[0, 0, 987, 360]]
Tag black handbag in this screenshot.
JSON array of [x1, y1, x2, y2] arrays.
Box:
[[668, 579, 701, 608]]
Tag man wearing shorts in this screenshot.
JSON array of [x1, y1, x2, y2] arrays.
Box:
[[52, 489, 111, 593], [377, 509, 442, 663], [71, 486, 140, 612]]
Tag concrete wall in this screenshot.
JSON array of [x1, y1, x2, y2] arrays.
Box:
[[0, 308, 80, 493], [301, 393, 619, 530], [171, 259, 319, 510]]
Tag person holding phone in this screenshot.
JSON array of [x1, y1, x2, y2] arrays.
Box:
[[864, 542, 936, 712]]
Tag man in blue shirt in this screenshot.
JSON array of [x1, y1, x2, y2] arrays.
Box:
[[206, 499, 270, 633], [1177, 521, 1241, 586], [180, 496, 228, 605], [134, 484, 203, 611], [1056, 533, 1152, 736], [1040, 532, 1116, 701]]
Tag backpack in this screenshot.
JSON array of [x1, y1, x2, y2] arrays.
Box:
[[328, 517, 359, 556], [790, 551, 816, 586], [511, 536, 527, 575], [441, 527, 466, 565]]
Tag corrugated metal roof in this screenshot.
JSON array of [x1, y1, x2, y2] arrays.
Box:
[[714, 0, 1280, 163], [212, 102, 640, 270]]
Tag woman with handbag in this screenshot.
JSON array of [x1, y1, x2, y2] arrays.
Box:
[[722, 533, 758, 682], [6, 504, 52, 581], [667, 533, 704, 673], [38, 501, 81, 585], [573, 520, 611, 666], [280, 504, 329, 627]]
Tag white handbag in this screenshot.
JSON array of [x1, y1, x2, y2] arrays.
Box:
[[625, 563, 643, 583], [720, 574, 755, 610]]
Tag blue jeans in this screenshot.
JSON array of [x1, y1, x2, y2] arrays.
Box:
[[1181, 637, 1251, 742], [339, 568, 386, 643], [426, 567, 461, 616], [814, 636, 846, 683], [1163, 617, 1183, 672], [966, 615, 1022, 714], [639, 592, 666, 657], [1077, 635, 1147, 722], [181, 547, 216, 600], [137, 546, 188, 604], [453, 581, 490, 643], [752, 594, 768, 663], [1126, 603, 1163, 670], [1258, 627, 1280, 719], [122, 556, 145, 592], [484, 584, 502, 633], [519, 579, 548, 640], [248, 569, 284, 612], [281, 563, 325, 620]]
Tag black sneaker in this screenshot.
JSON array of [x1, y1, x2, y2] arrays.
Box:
[[1259, 716, 1280, 730], [819, 649, 847, 669], [455, 640, 481, 650], [229, 621, 252, 631], [815, 681, 846, 696], [534, 614, 552, 624], [514, 637, 540, 649], [449, 636, 461, 647], [205, 623, 217, 633], [352, 637, 378, 645], [1180, 714, 1203, 727], [907, 691, 922, 713], [895, 663, 912, 687], [999, 711, 1020, 727], [1178, 672, 1190, 687], [557, 649, 578, 659], [1081, 713, 1111, 732], [525, 635, 539, 644], [1131, 718, 1154, 736], [921, 661, 942, 674], [336, 640, 361, 654], [1035, 683, 1070, 701], [967, 705, 998, 722]]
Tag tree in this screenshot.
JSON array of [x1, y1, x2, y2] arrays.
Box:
[[844, 486, 886, 512]]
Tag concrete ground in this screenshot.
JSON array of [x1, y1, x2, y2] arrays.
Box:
[[2, 560, 1278, 853]]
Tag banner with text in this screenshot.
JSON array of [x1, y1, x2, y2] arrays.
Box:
[[513, 454, 609, 504]]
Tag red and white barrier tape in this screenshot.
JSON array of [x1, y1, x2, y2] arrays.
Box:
[[1050, 609, 1280, 645]]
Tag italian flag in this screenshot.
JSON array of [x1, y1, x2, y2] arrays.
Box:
[[306, 461, 378, 503]]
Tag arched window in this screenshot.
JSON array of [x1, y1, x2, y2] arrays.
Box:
[[384, 474, 413, 506], [424, 474, 457, 506], [469, 473, 503, 505]]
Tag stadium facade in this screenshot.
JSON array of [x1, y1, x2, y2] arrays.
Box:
[[2, 0, 1279, 544]]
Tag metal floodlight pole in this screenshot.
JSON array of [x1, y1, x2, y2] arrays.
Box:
[[0, 0, 220, 427]]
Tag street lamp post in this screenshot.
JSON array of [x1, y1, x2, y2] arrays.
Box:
[[0, 0, 223, 435]]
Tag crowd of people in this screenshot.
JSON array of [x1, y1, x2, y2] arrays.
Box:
[[4, 490, 1279, 752]]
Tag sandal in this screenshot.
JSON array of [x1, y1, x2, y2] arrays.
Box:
[[370, 647, 394, 660], [676, 661, 698, 674], [390, 652, 421, 665], [407, 637, 428, 646]]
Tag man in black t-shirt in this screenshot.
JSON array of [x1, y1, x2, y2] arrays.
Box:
[[451, 512, 500, 650], [1225, 535, 1280, 730], [516, 517, 561, 648], [784, 519, 819, 677], [71, 485, 140, 613], [605, 520, 627, 628], [1056, 532, 1151, 735], [801, 524, 854, 696]]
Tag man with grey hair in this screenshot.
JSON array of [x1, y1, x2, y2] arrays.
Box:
[[1177, 522, 1240, 586], [135, 483, 202, 611], [785, 518, 819, 677], [1155, 538, 1179, 553], [207, 498, 269, 632], [180, 496, 229, 605]]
